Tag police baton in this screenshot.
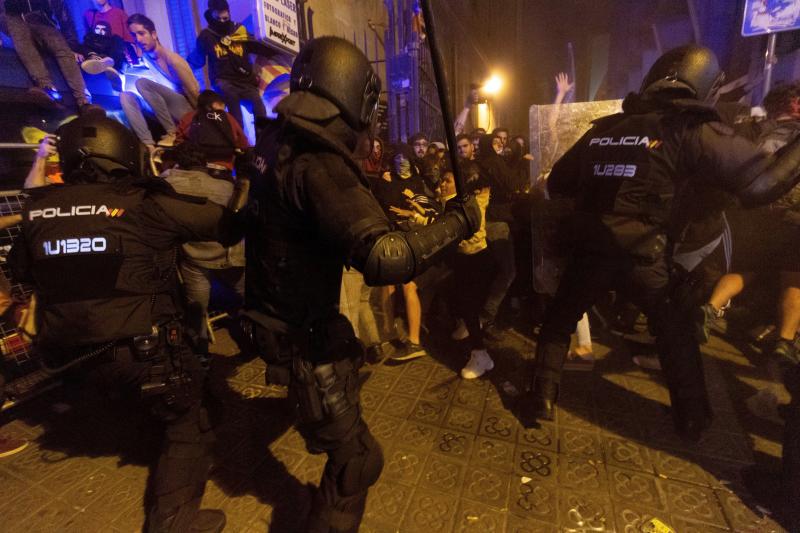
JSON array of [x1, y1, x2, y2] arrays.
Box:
[[419, 0, 467, 201]]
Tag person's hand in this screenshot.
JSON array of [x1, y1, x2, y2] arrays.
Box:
[[555, 72, 574, 96], [405, 198, 427, 215], [37, 134, 57, 160], [389, 206, 415, 219], [523, 153, 534, 161], [74, 52, 85, 63], [445, 194, 481, 238]]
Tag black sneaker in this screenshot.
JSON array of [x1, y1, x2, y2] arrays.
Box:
[[390, 340, 427, 362], [773, 338, 799, 366], [693, 303, 721, 344]]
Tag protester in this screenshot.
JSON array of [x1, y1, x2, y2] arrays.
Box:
[[120, 13, 199, 151], [188, 0, 267, 127], [2, 0, 96, 111]]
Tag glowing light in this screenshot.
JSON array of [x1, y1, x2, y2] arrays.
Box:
[[482, 74, 504, 96]]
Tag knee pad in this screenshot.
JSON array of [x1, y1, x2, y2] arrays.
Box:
[[335, 430, 383, 497]]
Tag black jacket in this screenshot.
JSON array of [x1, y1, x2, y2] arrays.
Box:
[[188, 23, 256, 85], [548, 91, 800, 249], [8, 181, 238, 347]]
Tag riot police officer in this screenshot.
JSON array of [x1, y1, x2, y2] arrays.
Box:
[[522, 45, 800, 441], [242, 37, 479, 532], [8, 114, 244, 532]]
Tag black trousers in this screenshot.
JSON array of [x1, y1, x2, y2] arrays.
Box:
[[783, 365, 800, 530], [534, 218, 709, 412], [214, 78, 267, 128], [71, 342, 214, 533]]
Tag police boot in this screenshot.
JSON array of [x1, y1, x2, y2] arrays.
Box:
[[672, 398, 711, 443], [518, 377, 558, 428]]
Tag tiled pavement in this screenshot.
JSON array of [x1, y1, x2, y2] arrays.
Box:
[[0, 324, 791, 532]]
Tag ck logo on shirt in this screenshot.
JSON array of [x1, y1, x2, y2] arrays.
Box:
[[43, 237, 107, 256], [206, 111, 224, 122]]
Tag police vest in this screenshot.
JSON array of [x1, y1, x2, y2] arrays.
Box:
[[575, 110, 682, 225], [21, 183, 179, 346], [188, 110, 236, 162]]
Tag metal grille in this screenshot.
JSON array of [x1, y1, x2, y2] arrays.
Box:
[[0, 190, 35, 370]]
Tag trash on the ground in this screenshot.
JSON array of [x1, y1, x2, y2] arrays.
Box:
[[521, 476, 532, 483], [641, 517, 675, 533], [501, 381, 519, 396]]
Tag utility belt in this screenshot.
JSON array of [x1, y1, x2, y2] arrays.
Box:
[[40, 321, 193, 407], [135, 322, 194, 408], [240, 309, 364, 426]]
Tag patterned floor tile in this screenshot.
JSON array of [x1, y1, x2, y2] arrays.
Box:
[[508, 478, 558, 524], [612, 501, 673, 533], [363, 371, 400, 392], [431, 428, 475, 462], [559, 426, 604, 460], [395, 419, 439, 452], [517, 421, 558, 452], [479, 409, 520, 443], [453, 498, 507, 532], [360, 388, 387, 412], [400, 360, 437, 381], [659, 478, 728, 529], [558, 490, 614, 532], [419, 454, 467, 493], [382, 446, 428, 485], [607, 465, 666, 511], [452, 379, 489, 410], [604, 435, 654, 473], [443, 404, 483, 434], [512, 444, 557, 483], [378, 392, 418, 418], [652, 450, 712, 486], [469, 435, 516, 473], [390, 375, 428, 398], [460, 465, 510, 510], [558, 455, 608, 492], [369, 413, 407, 446], [409, 399, 449, 426], [506, 513, 559, 533], [419, 378, 458, 403], [715, 489, 784, 532], [363, 479, 414, 526], [557, 407, 598, 432], [400, 488, 458, 533]]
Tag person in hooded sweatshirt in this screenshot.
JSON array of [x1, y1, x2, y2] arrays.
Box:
[[188, 0, 267, 127]]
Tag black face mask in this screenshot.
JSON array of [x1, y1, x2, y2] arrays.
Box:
[[210, 19, 235, 35]]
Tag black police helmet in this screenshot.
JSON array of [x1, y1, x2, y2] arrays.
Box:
[[640, 45, 724, 101], [56, 113, 148, 181], [290, 36, 381, 131]]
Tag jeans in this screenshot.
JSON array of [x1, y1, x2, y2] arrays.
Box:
[[481, 222, 516, 323], [120, 77, 192, 145], [180, 261, 244, 341], [5, 16, 88, 104], [215, 78, 266, 128], [339, 269, 381, 346]]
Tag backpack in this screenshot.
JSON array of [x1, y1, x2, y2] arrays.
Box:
[[188, 109, 237, 162]]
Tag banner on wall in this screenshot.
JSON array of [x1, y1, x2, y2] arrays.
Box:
[[256, 0, 300, 54]]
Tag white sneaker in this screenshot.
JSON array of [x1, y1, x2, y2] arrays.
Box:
[[81, 56, 114, 75], [157, 132, 176, 147], [451, 318, 469, 341], [461, 349, 494, 379]]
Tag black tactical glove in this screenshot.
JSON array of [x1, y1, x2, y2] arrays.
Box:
[[445, 194, 481, 239]]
